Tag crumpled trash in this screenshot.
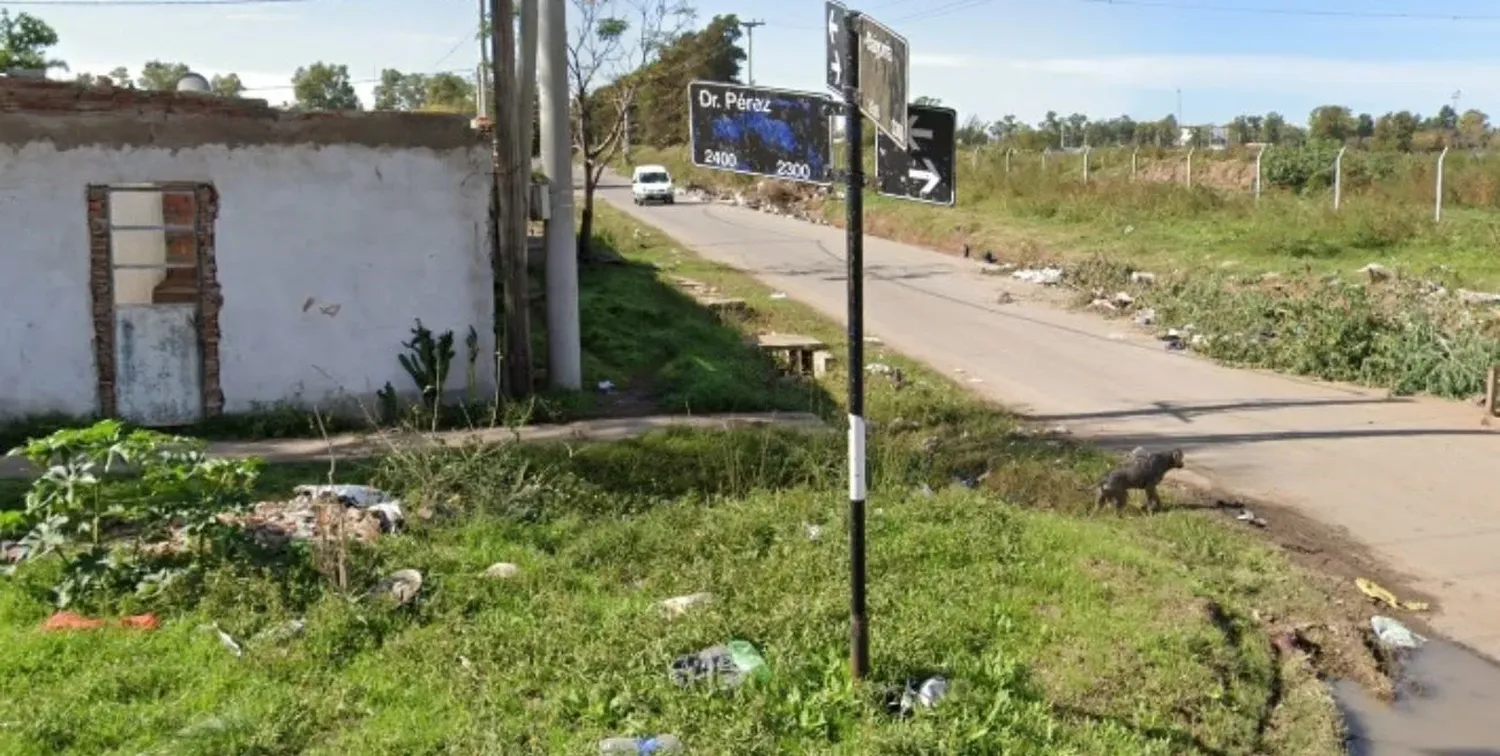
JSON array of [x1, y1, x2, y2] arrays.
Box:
[[482, 562, 521, 579], [884, 675, 950, 717], [373, 569, 423, 607], [769, 292, 788, 300], [199, 622, 243, 657], [1235, 509, 1268, 528], [802, 522, 824, 541], [1371, 615, 1426, 649], [599, 734, 684, 754], [1359, 263, 1392, 283], [1130, 271, 1156, 285], [293, 484, 389, 508], [669, 640, 770, 688], [659, 592, 713, 617], [251, 619, 306, 645], [1133, 308, 1156, 327], [1356, 577, 1430, 612], [1012, 267, 1064, 286], [42, 612, 159, 632], [598, 380, 616, 393]]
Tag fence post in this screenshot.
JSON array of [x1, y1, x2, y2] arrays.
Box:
[[1254, 144, 1267, 203], [1186, 147, 1195, 188], [1435, 146, 1450, 223], [1082, 146, 1091, 183], [1333, 146, 1348, 211], [1042, 148, 1049, 171], [1005, 148, 1013, 174], [1131, 147, 1139, 181]]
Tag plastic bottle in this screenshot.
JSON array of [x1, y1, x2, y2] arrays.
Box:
[[727, 640, 771, 684], [598, 734, 683, 754]]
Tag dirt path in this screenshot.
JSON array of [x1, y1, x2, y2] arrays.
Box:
[[0, 412, 828, 478], [594, 174, 1500, 664]]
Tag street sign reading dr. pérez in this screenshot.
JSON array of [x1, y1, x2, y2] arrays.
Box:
[[876, 103, 957, 206], [687, 80, 834, 186], [856, 14, 909, 151]]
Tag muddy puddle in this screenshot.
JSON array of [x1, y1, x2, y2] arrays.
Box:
[[1333, 638, 1500, 755]]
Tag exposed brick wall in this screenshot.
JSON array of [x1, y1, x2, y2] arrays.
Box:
[[86, 183, 225, 420], [194, 184, 225, 417], [85, 186, 116, 418], [0, 77, 486, 150]]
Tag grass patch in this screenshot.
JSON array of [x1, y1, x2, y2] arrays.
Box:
[[0, 204, 1368, 754]]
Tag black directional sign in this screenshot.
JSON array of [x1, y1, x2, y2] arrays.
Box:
[[688, 80, 834, 187], [825, 0, 848, 94], [856, 15, 909, 151], [876, 103, 956, 206]]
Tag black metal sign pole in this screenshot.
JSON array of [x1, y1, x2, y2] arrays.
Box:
[[842, 9, 870, 681]]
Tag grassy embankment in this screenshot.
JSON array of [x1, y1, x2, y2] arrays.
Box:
[[0, 204, 1376, 754], [631, 143, 1500, 399]]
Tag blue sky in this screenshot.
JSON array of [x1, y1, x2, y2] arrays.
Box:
[[29, 0, 1500, 127]]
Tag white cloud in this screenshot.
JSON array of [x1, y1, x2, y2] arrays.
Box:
[[909, 52, 1500, 122]]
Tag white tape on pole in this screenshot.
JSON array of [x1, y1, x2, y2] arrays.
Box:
[[848, 413, 867, 500]]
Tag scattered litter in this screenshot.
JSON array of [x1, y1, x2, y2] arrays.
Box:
[[966, 377, 983, 384], [1, 540, 28, 564], [659, 592, 713, 617], [670, 640, 770, 688], [1235, 509, 1268, 528], [995, 291, 1015, 305], [1371, 615, 1427, 650], [885, 675, 950, 717], [1130, 271, 1156, 285], [365, 502, 404, 533], [918, 484, 935, 497], [597, 380, 616, 393], [373, 569, 423, 607], [292, 484, 390, 508], [1088, 298, 1118, 312], [1111, 291, 1134, 307], [769, 292, 788, 300], [599, 734, 684, 754], [1457, 289, 1500, 306], [1133, 308, 1157, 327], [41, 612, 159, 632], [1012, 267, 1064, 286], [1123, 225, 1136, 235], [251, 619, 306, 645], [802, 522, 824, 541], [1359, 263, 1392, 283], [482, 562, 521, 579], [863, 336, 884, 345], [867, 363, 895, 375], [1355, 577, 1430, 612], [200, 622, 243, 657]]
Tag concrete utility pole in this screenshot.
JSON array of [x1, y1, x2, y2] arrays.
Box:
[[740, 19, 765, 84], [477, 0, 489, 118], [491, 0, 534, 398], [539, 0, 581, 389], [519, 0, 538, 167]]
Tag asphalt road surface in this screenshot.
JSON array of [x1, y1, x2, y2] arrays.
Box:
[[593, 172, 1500, 663]]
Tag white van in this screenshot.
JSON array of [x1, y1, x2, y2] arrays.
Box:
[[631, 164, 675, 205]]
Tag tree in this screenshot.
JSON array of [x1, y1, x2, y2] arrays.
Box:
[[374, 69, 426, 110], [1307, 105, 1355, 142], [0, 10, 66, 73], [1372, 111, 1418, 151], [138, 60, 189, 90], [623, 13, 743, 148], [956, 114, 989, 146], [292, 62, 361, 111], [913, 95, 943, 107], [1435, 104, 1458, 131], [211, 73, 245, 98], [422, 72, 474, 112], [569, 0, 695, 259], [1458, 108, 1489, 148], [1262, 112, 1286, 144], [1355, 112, 1375, 140]]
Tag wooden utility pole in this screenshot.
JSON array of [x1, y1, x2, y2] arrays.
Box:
[[491, 0, 533, 398]]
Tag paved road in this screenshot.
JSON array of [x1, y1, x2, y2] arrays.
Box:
[[594, 176, 1500, 662]]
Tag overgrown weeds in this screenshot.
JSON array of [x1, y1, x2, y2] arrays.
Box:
[[0, 205, 1367, 754]]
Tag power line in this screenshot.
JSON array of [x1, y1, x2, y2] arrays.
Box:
[[3, 0, 304, 5]]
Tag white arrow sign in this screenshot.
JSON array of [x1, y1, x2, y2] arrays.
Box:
[[908, 113, 932, 145], [827, 10, 842, 84], [909, 157, 940, 196], [828, 9, 839, 43]]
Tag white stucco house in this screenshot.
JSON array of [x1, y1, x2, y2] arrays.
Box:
[[0, 77, 496, 426]]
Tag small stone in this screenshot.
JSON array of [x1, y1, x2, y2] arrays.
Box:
[[482, 562, 521, 579], [659, 592, 713, 617], [374, 569, 423, 607]]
